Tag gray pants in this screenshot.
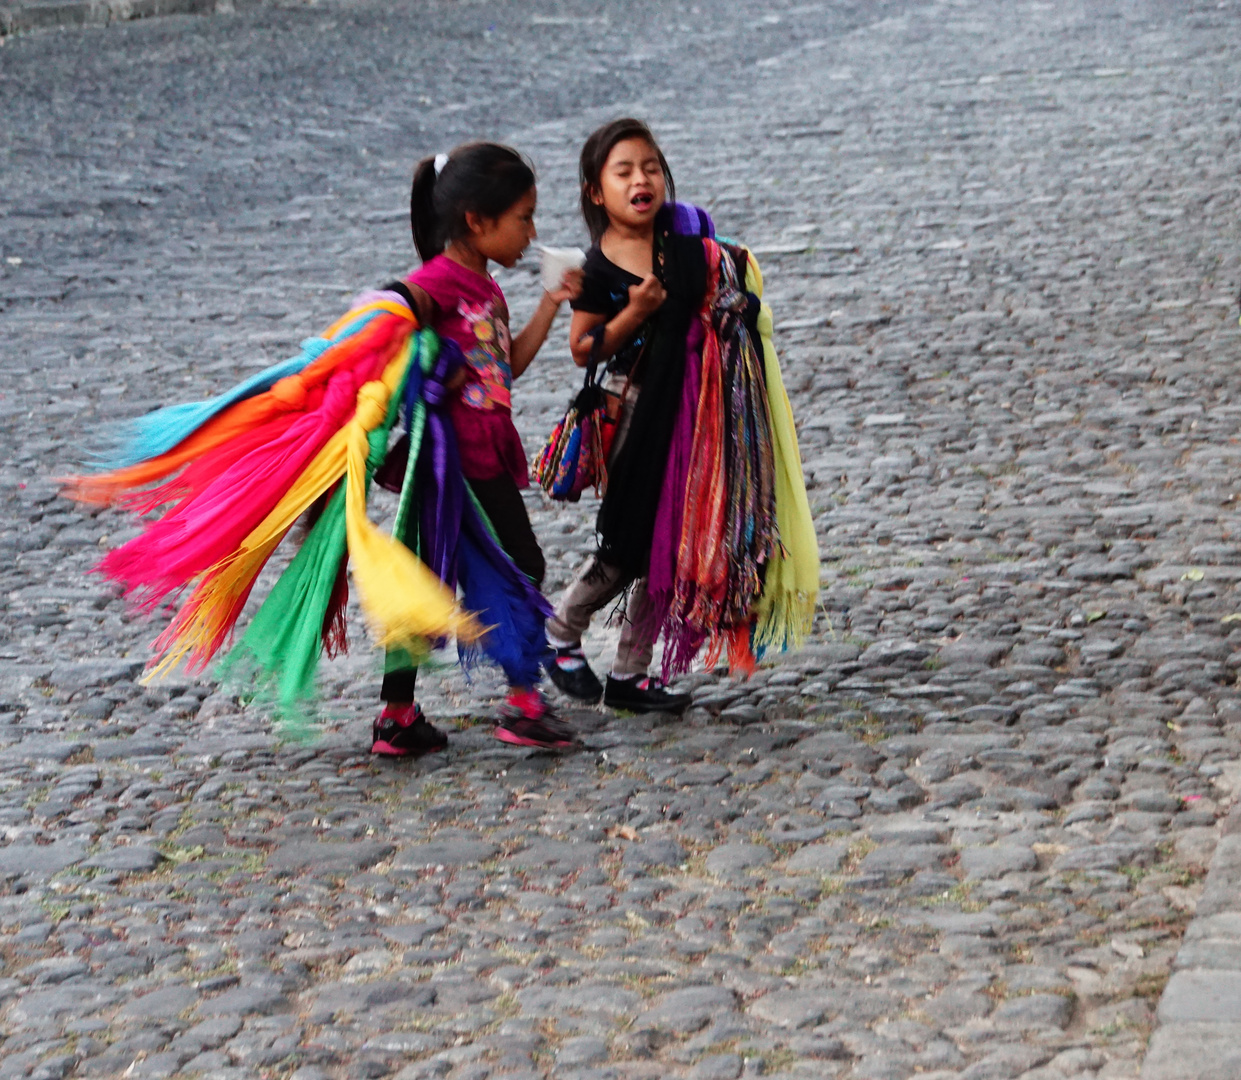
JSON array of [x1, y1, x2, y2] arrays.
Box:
[[546, 372, 655, 678], [546, 557, 654, 678]]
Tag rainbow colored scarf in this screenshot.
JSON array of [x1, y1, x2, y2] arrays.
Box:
[[63, 292, 549, 728]]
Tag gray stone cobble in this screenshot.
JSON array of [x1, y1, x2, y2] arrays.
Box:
[[1, 0, 1241, 1078]]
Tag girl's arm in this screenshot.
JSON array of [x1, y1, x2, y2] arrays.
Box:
[[405, 282, 435, 328], [568, 273, 666, 368], [510, 270, 582, 379]]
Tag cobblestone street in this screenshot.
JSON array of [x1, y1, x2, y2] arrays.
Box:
[[2, 1, 1241, 1077]]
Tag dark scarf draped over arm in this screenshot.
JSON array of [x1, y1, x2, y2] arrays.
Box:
[[595, 230, 708, 577]]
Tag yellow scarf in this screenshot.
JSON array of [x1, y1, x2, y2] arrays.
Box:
[[745, 256, 821, 650]]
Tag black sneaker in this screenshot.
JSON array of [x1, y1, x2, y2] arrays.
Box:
[[495, 695, 577, 749], [603, 674, 693, 714], [371, 703, 448, 757], [545, 644, 604, 704]]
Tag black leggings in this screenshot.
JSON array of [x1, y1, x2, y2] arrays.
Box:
[[380, 474, 545, 701], [466, 475, 546, 588]]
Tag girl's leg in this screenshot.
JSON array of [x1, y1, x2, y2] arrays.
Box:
[[374, 462, 447, 757], [547, 555, 628, 641], [547, 366, 640, 643], [547, 371, 644, 701], [467, 475, 545, 586], [545, 555, 629, 702], [612, 580, 655, 677], [380, 650, 418, 702], [467, 475, 574, 748]]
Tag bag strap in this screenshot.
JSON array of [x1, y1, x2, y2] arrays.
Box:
[[583, 322, 639, 416], [382, 279, 419, 316], [584, 323, 606, 387]]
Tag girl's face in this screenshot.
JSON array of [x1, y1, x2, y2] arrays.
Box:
[[469, 186, 538, 268], [592, 137, 667, 232]]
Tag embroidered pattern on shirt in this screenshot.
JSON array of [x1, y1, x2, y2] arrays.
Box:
[[458, 299, 512, 411]]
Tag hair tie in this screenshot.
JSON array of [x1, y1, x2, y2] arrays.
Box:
[[434, 153, 449, 176]]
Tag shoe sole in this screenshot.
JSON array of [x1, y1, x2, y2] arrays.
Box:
[[557, 690, 603, 704], [493, 728, 574, 749], [371, 740, 446, 758], [602, 698, 691, 715]]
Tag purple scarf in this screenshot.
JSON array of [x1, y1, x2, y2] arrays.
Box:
[[642, 317, 707, 671]]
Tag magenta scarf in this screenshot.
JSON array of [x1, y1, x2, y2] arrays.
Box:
[[641, 317, 707, 670]]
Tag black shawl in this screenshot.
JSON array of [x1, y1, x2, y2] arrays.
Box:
[[595, 227, 708, 577]]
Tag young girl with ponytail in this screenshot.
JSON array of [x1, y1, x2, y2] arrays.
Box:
[[65, 142, 582, 756], [374, 142, 582, 754]]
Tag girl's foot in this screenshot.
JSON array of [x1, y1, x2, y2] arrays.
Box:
[[545, 643, 604, 703], [372, 703, 449, 757], [495, 689, 576, 748], [603, 674, 692, 714]]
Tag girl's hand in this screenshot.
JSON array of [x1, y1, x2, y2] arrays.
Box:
[[546, 267, 584, 306], [517, 269, 584, 378], [628, 273, 667, 317]]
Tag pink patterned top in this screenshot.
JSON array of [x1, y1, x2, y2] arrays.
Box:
[[407, 255, 528, 486]]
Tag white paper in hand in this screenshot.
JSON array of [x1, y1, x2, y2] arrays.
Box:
[[540, 246, 586, 292]]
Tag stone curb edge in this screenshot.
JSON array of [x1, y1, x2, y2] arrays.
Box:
[[1141, 795, 1241, 1079], [0, 0, 241, 36]]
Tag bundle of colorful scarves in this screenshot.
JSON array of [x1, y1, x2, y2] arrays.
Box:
[[598, 204, 820, 678], [63, 290, 550, 729]]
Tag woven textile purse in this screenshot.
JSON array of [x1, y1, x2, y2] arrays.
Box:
[[532, 329, 616, 502]]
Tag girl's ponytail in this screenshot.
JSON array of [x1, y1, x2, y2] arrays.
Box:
[[409, 144, 535, 264], [410, 155, 442, 262]]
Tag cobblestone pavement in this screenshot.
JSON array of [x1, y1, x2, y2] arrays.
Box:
[[2, 1, 1241, 1078]]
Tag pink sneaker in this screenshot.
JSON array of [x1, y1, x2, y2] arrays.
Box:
[[371, 703, 448, 757], [494, 690, 576, 749]]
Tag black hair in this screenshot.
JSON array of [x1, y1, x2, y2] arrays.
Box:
[[410, 142, 536, 262], [579, 118, 675, 242]]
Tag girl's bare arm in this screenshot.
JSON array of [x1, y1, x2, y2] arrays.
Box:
[[510, 269, 583, 379], [511, 293, 563, 379]]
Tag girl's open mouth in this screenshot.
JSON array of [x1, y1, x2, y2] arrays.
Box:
[[631, 192, 655, 210]]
